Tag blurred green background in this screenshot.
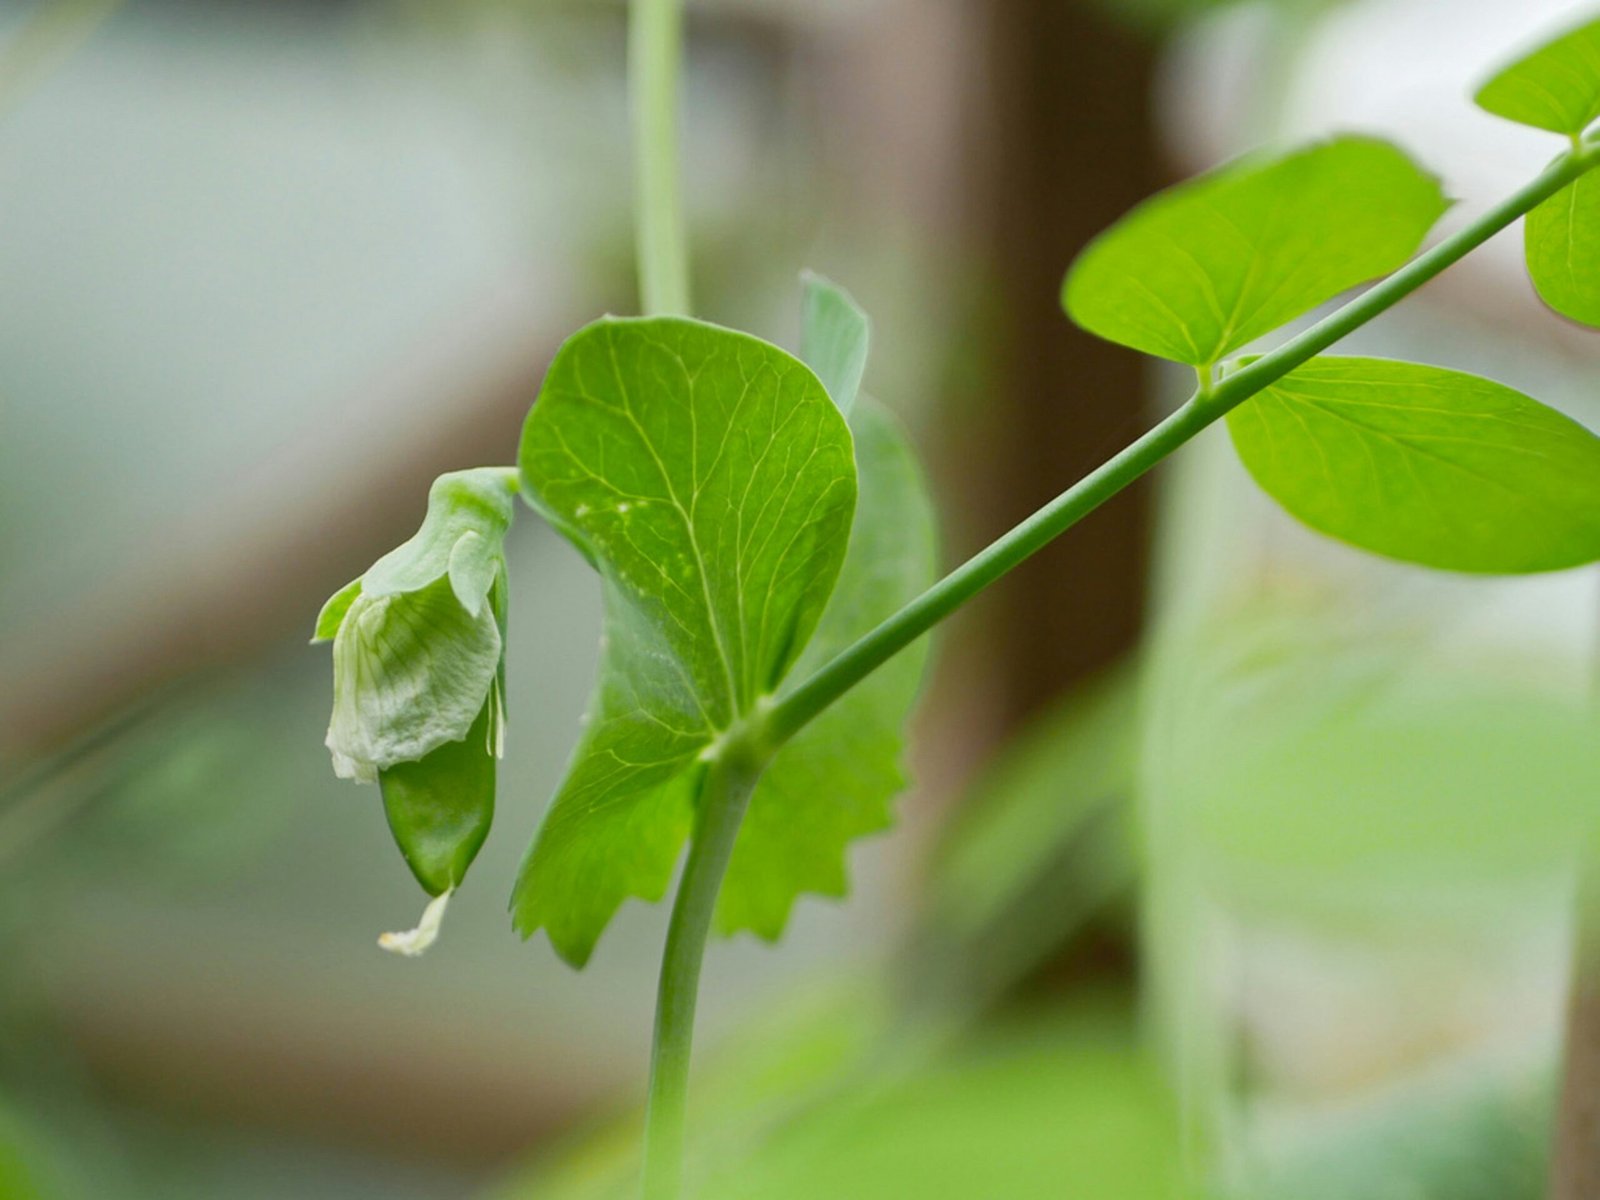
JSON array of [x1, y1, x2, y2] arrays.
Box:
[[0, 0, 1596, 1196]]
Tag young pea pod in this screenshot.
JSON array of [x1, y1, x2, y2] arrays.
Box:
[[313, 468, 516, 954]]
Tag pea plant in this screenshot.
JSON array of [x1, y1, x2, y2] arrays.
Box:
[[312, 5, 1600, 1197]]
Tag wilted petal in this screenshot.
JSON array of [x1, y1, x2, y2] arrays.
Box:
[[325, 574, 502, 780]]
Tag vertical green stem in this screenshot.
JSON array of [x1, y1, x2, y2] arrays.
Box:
[[629, 0, 708, 1192], [630, 0, 691, 317], [640, 749, 763, 1200]]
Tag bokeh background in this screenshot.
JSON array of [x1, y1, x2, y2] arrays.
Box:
[[1, 0, 1597, 1196]]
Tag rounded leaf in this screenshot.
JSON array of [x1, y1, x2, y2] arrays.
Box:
[[1526, 169, 1600, 327], [1063, 137, 1447, 366], [1475, 14, 1600, 137], [511, 315, 858, 965], [1227, 356, 1600, 573]]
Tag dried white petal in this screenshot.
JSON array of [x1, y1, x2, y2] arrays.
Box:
[[378, 888, 453, 958]]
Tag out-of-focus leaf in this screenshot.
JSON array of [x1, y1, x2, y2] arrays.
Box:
[[511, 316, 857, 966], [1192, 679, 1599, 896], [1144, 580, 1600, 921], [693, 1007, 1191, 1200], [1239, 1070, 1549, 1200], [0, 1098, 78, 1200], [1525, 170, 1600, 327], [1227, 356, 1600, 573], [1475, 14, 1600, 137], [491, 1005, 1193, 1200], [1089, 0, 1352, 33], [1063, 138, 1446, 366], [929, 663, 1140, 940], [799, 271, 870, 416], [485, 981, 897, 1200]]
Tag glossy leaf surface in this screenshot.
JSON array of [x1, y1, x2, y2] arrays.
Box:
[[1227, 356, 1600, 573], [1063, 137, 1447, 366], [511, 316, 858, 965]]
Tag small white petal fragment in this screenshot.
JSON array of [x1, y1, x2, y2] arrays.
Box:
[[378, 888, 454, 958]]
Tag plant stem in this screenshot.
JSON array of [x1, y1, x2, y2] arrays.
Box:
[[766, 142, 1600, 748], [630, 0, 691, 317], [640, 748, 763, 1200]]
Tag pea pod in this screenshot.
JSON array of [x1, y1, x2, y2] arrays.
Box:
[[313, 468, 516, 954]]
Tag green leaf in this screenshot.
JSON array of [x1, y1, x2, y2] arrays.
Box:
[[928, 663, 1138, 941], [1475, 13, 1600, 137], [1525, 169, 1600, 326], [715, 396, 938, 938], [511, 316, 858, 966], [1227, 356, 1600, 573], [1062, 137, 1448, 366], [1195, 680, 1600, 900], [799, 271, 870, 415], [692, 1010, 1191, 1200]]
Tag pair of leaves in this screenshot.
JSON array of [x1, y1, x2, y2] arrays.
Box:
[[1222, 17, 1600, 574], [1477, 14, 1600, 326], [512, 279, 936, 965], [1062, 99, 1600, 574]]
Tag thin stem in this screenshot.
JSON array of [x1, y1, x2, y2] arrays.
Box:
[[640, 747, 763, 1200], [1210, 145, 1598, 407], [629, 0, 691, 317], [766, 142, 1600, 748]]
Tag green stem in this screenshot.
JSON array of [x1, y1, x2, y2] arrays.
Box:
[[630, 0, 691, 317], [640, 747, 764, 1200], [766, 142, 1600, 748]]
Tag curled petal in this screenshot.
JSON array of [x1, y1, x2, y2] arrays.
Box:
[[325, 575, 502, 780]]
